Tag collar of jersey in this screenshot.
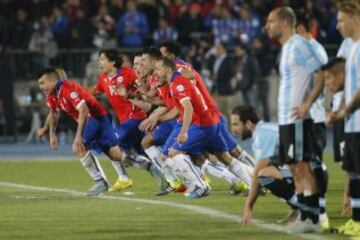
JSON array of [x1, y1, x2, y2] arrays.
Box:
[[176, 57, 186, 65], [55, 80, 64, 97], [108, 68, 121, 80], [170, 71, 181, 82]]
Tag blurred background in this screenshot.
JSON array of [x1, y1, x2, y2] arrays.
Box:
[[0, 0, 342, 144]]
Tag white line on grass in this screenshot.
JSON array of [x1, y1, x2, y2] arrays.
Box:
[[0, 181, 329, 240]]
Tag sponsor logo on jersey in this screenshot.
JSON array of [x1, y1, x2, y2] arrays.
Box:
[[117, 76, 124, 84], [70, 92, 78, 99], [176, 85, 184, 92]]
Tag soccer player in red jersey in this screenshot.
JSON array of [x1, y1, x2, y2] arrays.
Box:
[[88, 49, 162, 193], [38, 68, 125, 196], [160, 41, 253, 193]]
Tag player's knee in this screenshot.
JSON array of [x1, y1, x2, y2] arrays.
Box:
[[168, 148, 182, 158], [108, 145, 123, 161], [191, 155, 205, 167], [141, 134, 154, 149]]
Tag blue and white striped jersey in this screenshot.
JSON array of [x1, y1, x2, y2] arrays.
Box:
[[332, 91, 344, 112], [252, 121, 279, 162], [308, 39, 328, 123], [344, 41, 360, 133], [278, 34, 323, 125], [337, 38, 354, 59]]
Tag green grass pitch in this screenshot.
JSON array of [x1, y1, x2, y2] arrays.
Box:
[[0, 154, 350, 239]]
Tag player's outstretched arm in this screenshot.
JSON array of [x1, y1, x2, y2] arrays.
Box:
[[241, 159, 271, 225]]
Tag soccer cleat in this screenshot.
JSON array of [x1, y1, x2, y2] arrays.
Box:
[[168, 180, 187, 193], [319, 214, 330, 231], [185, 185, 210, 199], [337, 219, 360, 236], [108, 178, 133, 192], [86, 180, 108, 196], [155, 178, 171, 196], [228, 182, 248, 196]]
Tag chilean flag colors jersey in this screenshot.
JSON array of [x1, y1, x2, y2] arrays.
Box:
[[169, 72, 219, 126], [47, 80, 107, 121], [96, 67, 147, 124], [175, 58, 220, 116]]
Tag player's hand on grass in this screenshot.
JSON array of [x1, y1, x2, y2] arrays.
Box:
[[49, 134, 59, 151], [241, 207, 252, 226], [177, 131, 188, 144], [73, 136, 86, 154], [341, 195, 351, 216]]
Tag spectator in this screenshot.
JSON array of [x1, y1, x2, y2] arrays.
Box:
[[138, 0, 161, 32], [209, 41, 235, 119], [232, 41, 260, 107], [50, 6, 70, 48], [69, 9, 94, 49], [109, 0, 126, 20], [116, 0, 149, 47], [93, 4, 116, 32], [176, 2, 205, 45], [153, 17, 178, 45], [233, 4, 261, 46], [251, 35, 272, 121], [28, 16, 58, 73], [9, 9, 33, 50], [93, 19, 116, 49], [204, 5, 234, 45]]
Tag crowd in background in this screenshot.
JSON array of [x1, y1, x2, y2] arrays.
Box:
[[0, 0, 344, 51], [0, 0, 344, 138]]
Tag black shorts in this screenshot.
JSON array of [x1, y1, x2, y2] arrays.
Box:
[[311, 122, 327, 161], [279, 119, 315, 164], [343, 133, 360, 174], [333, 120, 345, 163]]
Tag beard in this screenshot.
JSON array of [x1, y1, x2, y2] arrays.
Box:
[[241, 128, 252, 140]]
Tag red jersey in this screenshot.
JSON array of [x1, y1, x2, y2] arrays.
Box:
[[156, 84, 174, 109], [47, 80, 107, 121], [96, 67, 147, 124], [170, 72, 219, 126], [175, 58, 220, 116], [146, 75, 161, 89]]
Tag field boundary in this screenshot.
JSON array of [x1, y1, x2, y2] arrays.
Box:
[[0, 181, 330, 240]]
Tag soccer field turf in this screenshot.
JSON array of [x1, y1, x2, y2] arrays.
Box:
[[0, 154, 349, 239]]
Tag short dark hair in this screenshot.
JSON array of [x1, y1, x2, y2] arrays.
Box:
[[37, 67, 61, 81], [232, 105, 260, 124], [142, 46, 162, 60], [321, 57, 346, 73], [157, 57, 176, 71], [159, 40, 182, 57], [274, 7, 296, 28], [133, 50, 143, 58], [99, 49, 123, 68]]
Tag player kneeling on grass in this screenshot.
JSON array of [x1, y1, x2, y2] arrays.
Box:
[[231, 105, 312, 226], [38, 67, 130, 196]]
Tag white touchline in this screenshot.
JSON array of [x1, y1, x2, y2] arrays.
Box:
[[0, 181, 329, 240]]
